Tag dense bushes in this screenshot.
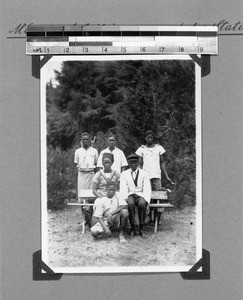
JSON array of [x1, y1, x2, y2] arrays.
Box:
[[47, 146, 77, 209], [165, 154, 196, 208], [47, 145, 196, 210]]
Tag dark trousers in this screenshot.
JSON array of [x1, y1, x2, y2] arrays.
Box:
[[83, 198, 93, 227], [126, 194, 147, 230]]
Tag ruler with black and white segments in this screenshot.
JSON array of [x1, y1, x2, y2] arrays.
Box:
[[26, 25, 218, 55]]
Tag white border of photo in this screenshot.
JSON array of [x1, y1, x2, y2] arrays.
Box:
[[41, 55, 202, 273]]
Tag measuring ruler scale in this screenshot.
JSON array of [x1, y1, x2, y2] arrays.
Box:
[[26, 25, 218, 55]]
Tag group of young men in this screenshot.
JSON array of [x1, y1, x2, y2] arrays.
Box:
[[74, 131, 172, 243]]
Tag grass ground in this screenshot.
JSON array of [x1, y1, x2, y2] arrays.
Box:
[[46, 205, 197, 269]]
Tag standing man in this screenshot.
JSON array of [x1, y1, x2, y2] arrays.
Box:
[[135, 130, 172, 190], [136, 130, 173, 224], [74, 132, 98, 227], [120, 153, 151, 239], [97, 133, 128, 174]]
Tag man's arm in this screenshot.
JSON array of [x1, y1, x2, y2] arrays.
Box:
[[109, 205, 127, 216], [97, 217, 111, 236], [105, 205, 127, 225], [92, 182, 103, 198], [96, 151, 104, 169], [114, 171, 120, 190], [74, 151, 80, 174], [119, 172, 129, 200], [74, 150, 79, 167], [143, 172, 152, 203], [93, 149, 99, 172], [135, 147, 143, 169], [138, 156, 143, 169], [160, 154, 172, 182]]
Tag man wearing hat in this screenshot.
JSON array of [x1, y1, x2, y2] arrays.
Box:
[[97, 133, 128, 174], [74, 132, 99, 226], [120, 153, 151, 238]]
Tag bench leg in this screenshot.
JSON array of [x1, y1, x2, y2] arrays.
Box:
[[154, 212, 158, 233], [154, 208, 164, 233], [151, 210, 154, 222], [81, 208, 86, 235], [154, 199, 160, 233]]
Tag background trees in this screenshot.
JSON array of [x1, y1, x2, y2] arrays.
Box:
[[46, 59, 196, 209]]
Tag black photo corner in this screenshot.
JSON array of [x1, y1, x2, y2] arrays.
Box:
[[32, 249, 210, 280], [33, 250, 63, 281]]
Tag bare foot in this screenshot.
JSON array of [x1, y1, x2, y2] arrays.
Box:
[[119, 235, 127, 243]]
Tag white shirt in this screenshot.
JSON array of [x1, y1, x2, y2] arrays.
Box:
[[97, 147, 128, 174], [74, 147, 98, 170], [93, 193, 127, 219], [131, 169, 138, 181], [136, 144, 165, 179], [120, 168, 151, 203]]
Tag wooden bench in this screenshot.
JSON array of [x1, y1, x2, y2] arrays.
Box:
[[67, 189, 174, 234], [149, 191, 174, 233], [67, 189, 96, 234]]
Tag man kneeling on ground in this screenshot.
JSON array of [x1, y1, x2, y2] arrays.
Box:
[[91, 181, 128, 243]]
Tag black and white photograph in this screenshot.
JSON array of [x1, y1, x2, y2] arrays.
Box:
[[41, 55, 202, 273], [2, 0, 243, 297]]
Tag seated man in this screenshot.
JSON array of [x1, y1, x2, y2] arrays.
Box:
[[91, 181, 128, 243], [120, 153, 151, 239], [92, 153, 120, 198]]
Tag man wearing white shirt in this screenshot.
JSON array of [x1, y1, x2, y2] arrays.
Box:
[[136, 130, 173, 224], [74, 132, 98, 227], [135, 130, 172, 190], [97, 133, 128, 174], [91, 181, 128, 243], [74, 132, 99, 193], [120, 153, 151, 238]]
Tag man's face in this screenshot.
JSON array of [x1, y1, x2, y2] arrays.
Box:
[[81, 136, 90, 147], [102, 158, 112, 170], [106, 185, 116, 198], [128, 159, 139, 171], [108, 137, 116, 148], [145, 133, 154, 145]]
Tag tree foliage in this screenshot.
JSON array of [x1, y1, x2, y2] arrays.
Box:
[[47, 146, 76, 209], [46, 59, 196, 208]]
